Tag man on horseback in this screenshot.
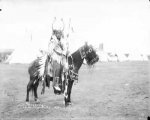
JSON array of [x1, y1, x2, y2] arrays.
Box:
[[48, 17, 69, 91]]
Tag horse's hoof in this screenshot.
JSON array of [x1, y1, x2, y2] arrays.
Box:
[[68, 102, 72, 105], [25, 102, 30, 105], [65, 102, 72, 107], [41, 91, 43, 94], [35, 99, 40, 103]]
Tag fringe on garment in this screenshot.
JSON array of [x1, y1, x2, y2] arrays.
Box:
[[37, 54, 48, 81], [31, 50, 64, 84]]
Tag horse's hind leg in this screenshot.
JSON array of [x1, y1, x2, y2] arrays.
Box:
[[26, 79, 33, 102], [34, 82, 39, 102]]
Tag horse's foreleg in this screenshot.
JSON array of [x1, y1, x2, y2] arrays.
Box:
[[64, 78, 74, 106], [41, 79, 46, 95], [67, 80, 74, 103], [64, 77, 68, 106]]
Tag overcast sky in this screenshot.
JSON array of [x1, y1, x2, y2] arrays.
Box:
[[0, 0, 150, 54]]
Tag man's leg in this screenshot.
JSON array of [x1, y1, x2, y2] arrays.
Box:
[[53, 77, 61, 91]]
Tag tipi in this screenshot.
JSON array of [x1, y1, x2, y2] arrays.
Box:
[[6, 40, 39, 64]]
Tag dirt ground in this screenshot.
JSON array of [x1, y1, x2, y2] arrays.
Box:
[[0, 62, 149, 120]]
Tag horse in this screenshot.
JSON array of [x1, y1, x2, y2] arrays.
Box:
[[63, 42, 99, 106], [26, 42, 99, 106]]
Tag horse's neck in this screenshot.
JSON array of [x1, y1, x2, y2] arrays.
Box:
[[71, 50, 84, 73]]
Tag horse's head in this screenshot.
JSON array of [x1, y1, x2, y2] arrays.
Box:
[[80, 42, 99, 66]]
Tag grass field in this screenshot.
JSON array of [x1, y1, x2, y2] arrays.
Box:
[[0, 62, 149, 120]]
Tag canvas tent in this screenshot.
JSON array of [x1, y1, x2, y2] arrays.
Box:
[[117, 53, 129, 62], [107, 53, 118, 62], [97, 51, 109, 62], [128, 53, 144, 61], [140, 54, 149, 61], [6, 41, 40, 64]]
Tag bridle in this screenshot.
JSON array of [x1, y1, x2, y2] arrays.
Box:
[[67, 46, 94, 82], [68, 55, 78, 82], [79, 46, 93, 59]]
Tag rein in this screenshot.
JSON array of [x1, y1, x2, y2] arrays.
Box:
[[68, 54, 79, 82], [68, 46, 86, 82]]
